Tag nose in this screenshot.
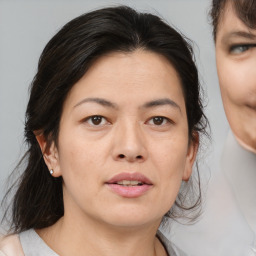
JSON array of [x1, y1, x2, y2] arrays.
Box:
[[112, 120, 148, 163]]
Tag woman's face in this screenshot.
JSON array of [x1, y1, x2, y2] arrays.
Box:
[[215, 2, 256, 152], [46, 50, 198, 229]]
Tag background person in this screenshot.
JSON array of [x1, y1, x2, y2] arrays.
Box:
[[169, 1, 256, 255], [211, 0, 256, 237]]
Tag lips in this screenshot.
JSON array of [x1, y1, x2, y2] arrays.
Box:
[[106, 172, 153, 185], [106, 172, 153, 198]]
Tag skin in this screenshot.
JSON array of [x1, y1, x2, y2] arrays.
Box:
[[215, 1, 256, 153], [36, 50, 198, 256]]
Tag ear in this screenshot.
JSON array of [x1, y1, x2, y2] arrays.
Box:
[[182, 132, 199, 181], [35, 132, 61, 177]]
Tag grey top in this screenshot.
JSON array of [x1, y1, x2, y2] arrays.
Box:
[[19, 229, 186, 256], [19, 230, 58, 256], [157, 231, 187, 256]]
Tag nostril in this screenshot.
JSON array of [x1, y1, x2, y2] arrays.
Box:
[[116, 154, 144, 161]]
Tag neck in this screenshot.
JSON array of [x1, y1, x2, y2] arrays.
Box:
[[37, 214, 166, 256]]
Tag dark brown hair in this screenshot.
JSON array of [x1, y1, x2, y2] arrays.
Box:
[[2, 5, 208, 233], [210, 0, 256, 40]]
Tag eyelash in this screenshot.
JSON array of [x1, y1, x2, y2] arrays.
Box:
[[147, 116, 173, 126], [83, 115, 110, 126], [229, 44, 256, 54]]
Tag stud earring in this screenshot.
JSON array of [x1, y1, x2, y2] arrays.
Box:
[[49, 169, 54, 175]]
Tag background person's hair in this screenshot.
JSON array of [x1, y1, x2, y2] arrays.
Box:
[[2, 5, 208, 233], [210, 0, 256, 40]]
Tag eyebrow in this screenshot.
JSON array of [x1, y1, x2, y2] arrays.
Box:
[[74, 97, 181, 112], [221, 30, 256, 44], [141, 98, 181, 112], [74, 97, 118, 109]]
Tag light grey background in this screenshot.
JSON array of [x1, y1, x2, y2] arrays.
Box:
[[0, 0, 230, 243]]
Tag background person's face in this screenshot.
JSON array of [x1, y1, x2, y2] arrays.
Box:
[[215, 2, 256, 152], [48, 50, 198, 229]]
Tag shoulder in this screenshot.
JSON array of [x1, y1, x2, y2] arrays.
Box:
[[0, 234, 24, 256]]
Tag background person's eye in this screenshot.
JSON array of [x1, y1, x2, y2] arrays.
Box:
[[86, 115, 108, 126], [230, 44, 255, 54]]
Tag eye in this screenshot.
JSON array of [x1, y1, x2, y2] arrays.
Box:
[[85, 115, 109, 126], [147, 116, 171, 126], [230, 44, 256, 54]]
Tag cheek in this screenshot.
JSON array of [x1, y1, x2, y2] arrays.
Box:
[[153, 143, 187, 212], [57, 134, 103, 184], [58, 138, 103, 208], [217, 59, 254, 104], [218, 65, 238, 101], [151, 136, 188, 180]]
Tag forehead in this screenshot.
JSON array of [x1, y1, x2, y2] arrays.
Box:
[[93, 50, 176, 77], [71, 50, 182, 93], [218, 0, 256, 32], [63, 50, 186, 110], [218, 1, 239, 29], [216, 1, 254, 38]]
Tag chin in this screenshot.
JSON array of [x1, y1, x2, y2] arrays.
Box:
[[102, 208, 162, 228], [233, 129, 256, 154]]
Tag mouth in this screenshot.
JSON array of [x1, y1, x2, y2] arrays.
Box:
[[246, 104, 256, 111], [246, 97, 256, 111], [115, 180, 144, 186], [106, 172, 153, 198], [106, 172, 152, 185]]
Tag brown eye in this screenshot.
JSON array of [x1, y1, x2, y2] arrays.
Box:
[[147, 116, 172, 126], [152, 117, 165, 125], [146, 116, 173, 126], [86, 115, 107, 126], [91, 116, 102, 125]]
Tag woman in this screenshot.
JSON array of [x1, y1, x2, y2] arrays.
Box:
[[0, 6, 207, 256], [210, 0, 256, 238]]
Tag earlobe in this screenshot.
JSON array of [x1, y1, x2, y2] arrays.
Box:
[[34, 132, 61, 177], [182, 132, 199, 181]]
